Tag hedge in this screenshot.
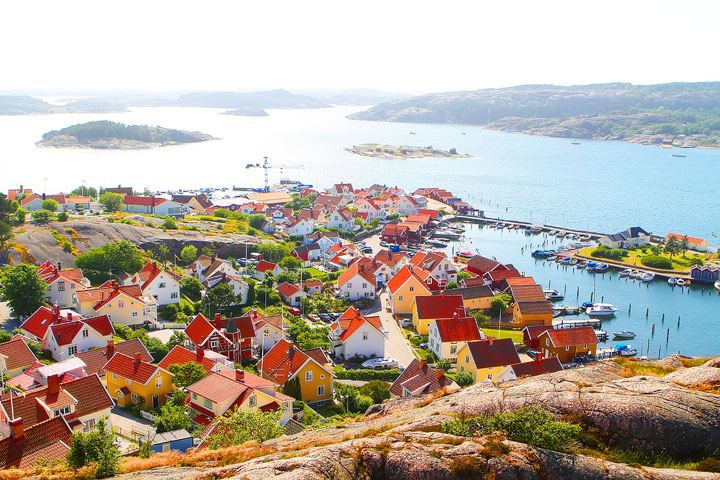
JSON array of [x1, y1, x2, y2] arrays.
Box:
[[640, 255, 673, 269], [335, 368, 402, 381]]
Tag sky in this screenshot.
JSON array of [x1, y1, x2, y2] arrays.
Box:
[[2, 0, 719, 94]]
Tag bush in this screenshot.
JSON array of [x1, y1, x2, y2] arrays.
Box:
[[455, 371, 475, 387], [435, 358, 452, 372], [697, 458, 720, 473], [56, 211, 69, 222], [31, 209, 55, 224], [591, 245, 629, 261], [640, 255, 673, 269], [63, 240, 73, 252], [161, 216, 177, 230], [180, 245, 198, 264], [358, 380, 391, 404], [335, 368, 402, 381]]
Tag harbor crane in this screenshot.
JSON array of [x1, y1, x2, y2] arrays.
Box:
[[251, 156, 304, 192]]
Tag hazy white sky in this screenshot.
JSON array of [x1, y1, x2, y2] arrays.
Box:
[[2, 0, 718, 93]]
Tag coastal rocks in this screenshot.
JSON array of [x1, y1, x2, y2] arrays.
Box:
[[346, 143, 471, 159], [220, 107, 269, 116], [665, 361, 720, 388]]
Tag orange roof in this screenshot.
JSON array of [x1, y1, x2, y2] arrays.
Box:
[[387, 265, 433, 294], [259, 339, 329, 385], [504, 277, 536, 287], [66, 196, 91, 204], [185, 314, 219, 347], [666, 233, 706, 245], [256, 260, 277, 273], [413, 294, 465, 319], [337, 259, 377, 287], [122, 195, 167, 206], [541, 326, 599, 347], [410, 251, 452, 272], [433, 317, 483, 343], [103, 352, 163, 384], [509, 284, 546, 303], [74, 283, 146, 310], [130, 262, 181, 290], [330, 307, 384, 342], [465, 338, 520, 369], [0, 416, 72, 469], [74, 339, 152, 377], [276, 282, 303, 297], [0, 339, 37, 372]]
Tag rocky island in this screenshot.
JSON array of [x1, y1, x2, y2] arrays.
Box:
[[220, 107, 269, 116], [36, 120, 217, 149], [346, 143, 471, 159]]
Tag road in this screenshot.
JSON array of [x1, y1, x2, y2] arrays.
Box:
[[360, 288, 416, 368]]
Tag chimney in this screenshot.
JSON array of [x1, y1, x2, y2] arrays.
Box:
[[42, 193, 46, 200], [436, 369, 445, 380], [236, 370, 245, 382], [134, 352, 142, 364], [113, 282, 119, 291], [454, 311, 459, 320], [53, 305, 60, 320], [153, 262, 158, 273], [535, 351, 543, 364], [441, 291, 445, 299], [488, 337, 494, 346], [106, 339, 115, 358], [215, 313, 222, 322], [9, 418, 25, 443], [47, 374, 60, 395], [420, 358, 428, 368], [196, 347, 204, 361], [211, 255, 217, 263], [57, 262, 62, 270]]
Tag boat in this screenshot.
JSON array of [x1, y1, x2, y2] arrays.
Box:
[[671, 153, 686, 158], [668, 277, 676, 286], [530, 227, 543, 234], [638, 272, 655, 282], [559, 257, 574, 265], [619, 269, 633, 277], [496, 224, 505, 230], [455, 251, 474, 261], [615, 344, 638, 357], [544, 289, 565, 301], [425, 239, 448, 248], [568, 259, 579, 265], [409, 132, 416, 135], [585, 303, 619, 316], [593, 263, 609, 273], [715, 281, 720, 292], [547, 255, 557, 261], [577, 261, 588, 269], [571, 141, 581, 145], [676, 278, 686, 287], [613, 330, 636, 339]]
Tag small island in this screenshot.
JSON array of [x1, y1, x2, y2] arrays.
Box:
[[346, 143, 471, 159], [220, 107, 269, 117], [37, 120, 217, 149]]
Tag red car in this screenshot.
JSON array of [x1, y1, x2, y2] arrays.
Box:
[[287, 307, 302, 317]]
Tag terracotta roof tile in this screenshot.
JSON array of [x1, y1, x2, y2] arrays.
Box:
[[337, 259, 377, 287], [389, 359, 455, 397], [103, 352, 162, 384], [0, 416, 72, 469], [74, 339, 152, 377], [433, 317, 484, 343], [0, 339, 37, 372], [186, 371, 249, 404], [543, 326, 599, 347], [185, 314, 217, 346], [259, 340, 311, 385], [511, 357, 563, 378], [414, 294, 465, 319], [465, 338, 520, 369]]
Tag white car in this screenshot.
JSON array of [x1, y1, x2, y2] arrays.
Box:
[[361, 357, 398, 369]]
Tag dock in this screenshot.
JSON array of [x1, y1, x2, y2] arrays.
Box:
[[553, 318, 602, 328]]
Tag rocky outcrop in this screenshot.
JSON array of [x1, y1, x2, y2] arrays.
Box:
[[220, 107, 269, 116], [665, 358, 720, 387]]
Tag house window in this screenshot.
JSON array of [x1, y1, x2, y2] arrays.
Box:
[[249, 395, 256, 407], [465, 355, 469, 364], [317, 385, 325, 397], [398, 296, 403, 301], [362, 332, 368, 341], [68, 345, 77, 355], [155, 377, 162, 388], [162, 444, 170, 453], [112, 373, 117, 380], [347, 283, 352, 288], [82, 329, 89, 338], [409, 286, 415, 292], [565, 346, 570, 351], [450, 345, 457, 354], [158, 282, 166, 288], [58, 282, 65, 292], [211, 339, 218, 348], [171, 292, 179, 299], [584, 344, 587, 349], [192, 393, 197, 400], [127, 379, 131, 386], [84, 419, 95, 431], [118, 300, 124, 308], [203, 398, 212, 409], [132, 311, 138, 319], [305, 371, 313, 382], [460, 366, 465, 372], [131, 392, 139, 404], [545, 338, 549, 346]]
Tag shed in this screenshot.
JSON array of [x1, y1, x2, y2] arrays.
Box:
[[150, 429, 194, 453]]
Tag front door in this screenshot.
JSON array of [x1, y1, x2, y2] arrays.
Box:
[[152, 394, 159, 409]]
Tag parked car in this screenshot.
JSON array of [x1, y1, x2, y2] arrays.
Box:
[[361, 357, 399, 369], [398, 318, 413, 327], [308, 314, 321, 322], [379, 241, 388, 247], [287, 307, 302, 317], [527, 350, 540, 360]]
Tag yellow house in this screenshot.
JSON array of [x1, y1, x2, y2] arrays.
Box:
[[456, 338, 521, 383], [439, 285, 494, 311], [411, 293, 465, 335], [387, 266, 438, 316], [259, 339, 334, 405], [74, 281, 158, 327], [104, 352, 174, 409]]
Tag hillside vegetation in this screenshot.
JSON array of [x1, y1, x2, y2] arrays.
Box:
[[349, 82, 720, 147]]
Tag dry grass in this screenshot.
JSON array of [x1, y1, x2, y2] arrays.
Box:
[[612, 358, 676, 378], [686, 383, 720, 395], [680, 357, 711, 368], [9, 243, 35, 263]]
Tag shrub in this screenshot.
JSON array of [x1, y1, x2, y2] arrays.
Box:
[[455, 371, 475, 387], [62, 240, 73, 252], [640, 255, 673, 269], [161, 217, 177, 230], [435, 358, 452, 372], [697, 458, 720, 473], [180, 245, 198, 264], [56, 211, 69, 222], [31, 209, 54, 224], [591, 245, 629, 261], [335, 368, 402, 381], [358, 380, 391, 404]]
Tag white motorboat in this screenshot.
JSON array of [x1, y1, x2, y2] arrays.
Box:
[[638, 272, 656, 282], [715, 281, 720, 292], [593, 263, 609, 273], [543, 289, 565, 301], [615, 344, 637, 357], [619, 269, 633, 277], [585, 303, 619, 316], [676, 278, 686, 287], [613, 330, 636, 339], [668, 277, 677, 286]]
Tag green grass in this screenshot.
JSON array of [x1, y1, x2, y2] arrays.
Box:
[[680, 357, 711, 368], [481, 328, 523, 343], [612, 358, 676, 378], [305, 267, 325, 279], [578, 247, 710, 272]]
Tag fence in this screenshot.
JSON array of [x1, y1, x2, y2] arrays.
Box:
[[140, 410, 157, 422]]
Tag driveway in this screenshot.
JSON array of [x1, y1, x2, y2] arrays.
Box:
[[110, 406, 156, 453], [0, 302, 20, 334], [361, 289, 416, 368]]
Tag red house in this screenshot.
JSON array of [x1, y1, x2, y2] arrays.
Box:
[[184, 313, 256, 361], [381, 224, 409, 244]]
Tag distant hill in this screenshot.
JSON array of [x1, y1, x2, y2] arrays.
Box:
[[220, 107, 269, 116], [175, 89, 329, 109], [349, 83, 720, 147], [0, 95, 52, 115], [291, 88, 412, 105], [37, 120, 216, 149]]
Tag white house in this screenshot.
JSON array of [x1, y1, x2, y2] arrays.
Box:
[[46, 315, 115, 361], [248, 310, 287, 351], [254, 260, 284, 281], [153, 199, 184, 217], [285, 218, 315, 236], [397, 195, 421, 216], [355, 198, 385, 221], [325, 208, 357, 231], [275, 282, 307, 307], [203, 271, 249, 304], [304, 232, 341, 251], [122, 196, 180, 215], [409, 251, 458, 285], [337, 259, 377, 301], [428, 316, 484, 363], [599, 227, 651, 249], [37, 261, 91, 308], [328, 307, 387, 360], [121, 262, 182, 306], [666, 233, 709, 253], [73, 282, 158, 327], [193, 255, 240, 283]]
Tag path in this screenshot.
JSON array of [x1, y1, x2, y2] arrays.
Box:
[[360, 288, 415, 368]]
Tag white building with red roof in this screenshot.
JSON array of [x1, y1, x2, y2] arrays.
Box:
[[428, 314, 484, 363], [37, 261, 91, 308], [188, 369, 295, 448], [397, 195, 423, 216], [158, 345, 234, 373], [275, 282, 306, 307], [192, 254, 240, 283], [337, 259, 377, 300], [46, 315, 114, 361], [73, 281, 158, 327], [253, 260, 284, 281], [388, 358, 458, 397], [325, 207, 357, 231], [0, 338, 37, 377], [409, 251, 458, 285], [121, 262, 182, 306], [121, 195, 182, 216], [247, 310, 288, 351], [184, 313, 256, 361], [284, 217, 315, 236], [328, 307, 387, 359]]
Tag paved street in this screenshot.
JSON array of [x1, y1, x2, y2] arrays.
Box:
[[361, 288, 416, 368], [0, 301, 20, 333]]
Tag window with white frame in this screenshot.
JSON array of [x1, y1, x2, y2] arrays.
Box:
[[58, 282, 65, 292], [68, 345, 77, 355], [249, 395, 256, 407], [171, 292, 179, 299], [211, 339, 218, 348], [155, 377, 162, 388], [112, 373, 117, 380], [305, 371, 313, 382], [409, 286, 415, 292], [132, 311, 138, 319], [317, 385, 325, 397], [450, 345, 457, 354], [203, 398, 212, 408], [362, 332, 368, 341], [82, 329, 89, 338], [118, 300, 124, 308]]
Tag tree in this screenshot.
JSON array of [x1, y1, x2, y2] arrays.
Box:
[[180, 276, 203, 301], [246, 278, 256, 305], [282, 376, 301, 400], [0, 221, 12, 251], [278, 256, 301, 271], [14, 208, 26, 225], [57, 212, 69, 222], [455, 371, 474, 387], [445, 281, 459, 289], [31, 209, 55, 224], [100, 192, 123, 212], [74, 240, 144, 284], [145, 337, 169, 363], [167, 330, 186, 351], [66, 417, 120, 478], [180, 245, 198, 264], [435, 358, 452, 372], [41, 198, 59, 212], [0, 264, 47, 317], [469, 310, 491, 327], [161, 217, 177, 230], [256, 241, 293, 263], [201, 246, 214, 257], [168, 362, 207, 388], [371, 217, 380, 228], [71, 185, 98, 199], [202, 283, 239, 317], [248, 214, 266, 230], [153, 402, 194, 433], [458, 271, 472, 281], [206, 407, 284, 449], [665, 236, 680, 258], [358, 380, 391, 404], [490, 294, 513, 316], [0, 194, 17, 223], [156, 245, 170, 264], [680, 235, 689, 256]]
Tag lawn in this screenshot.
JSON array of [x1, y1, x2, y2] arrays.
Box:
[[577, 247, 710, 272], [481, 328, 523, 344], [305, 267, 325, 279]]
